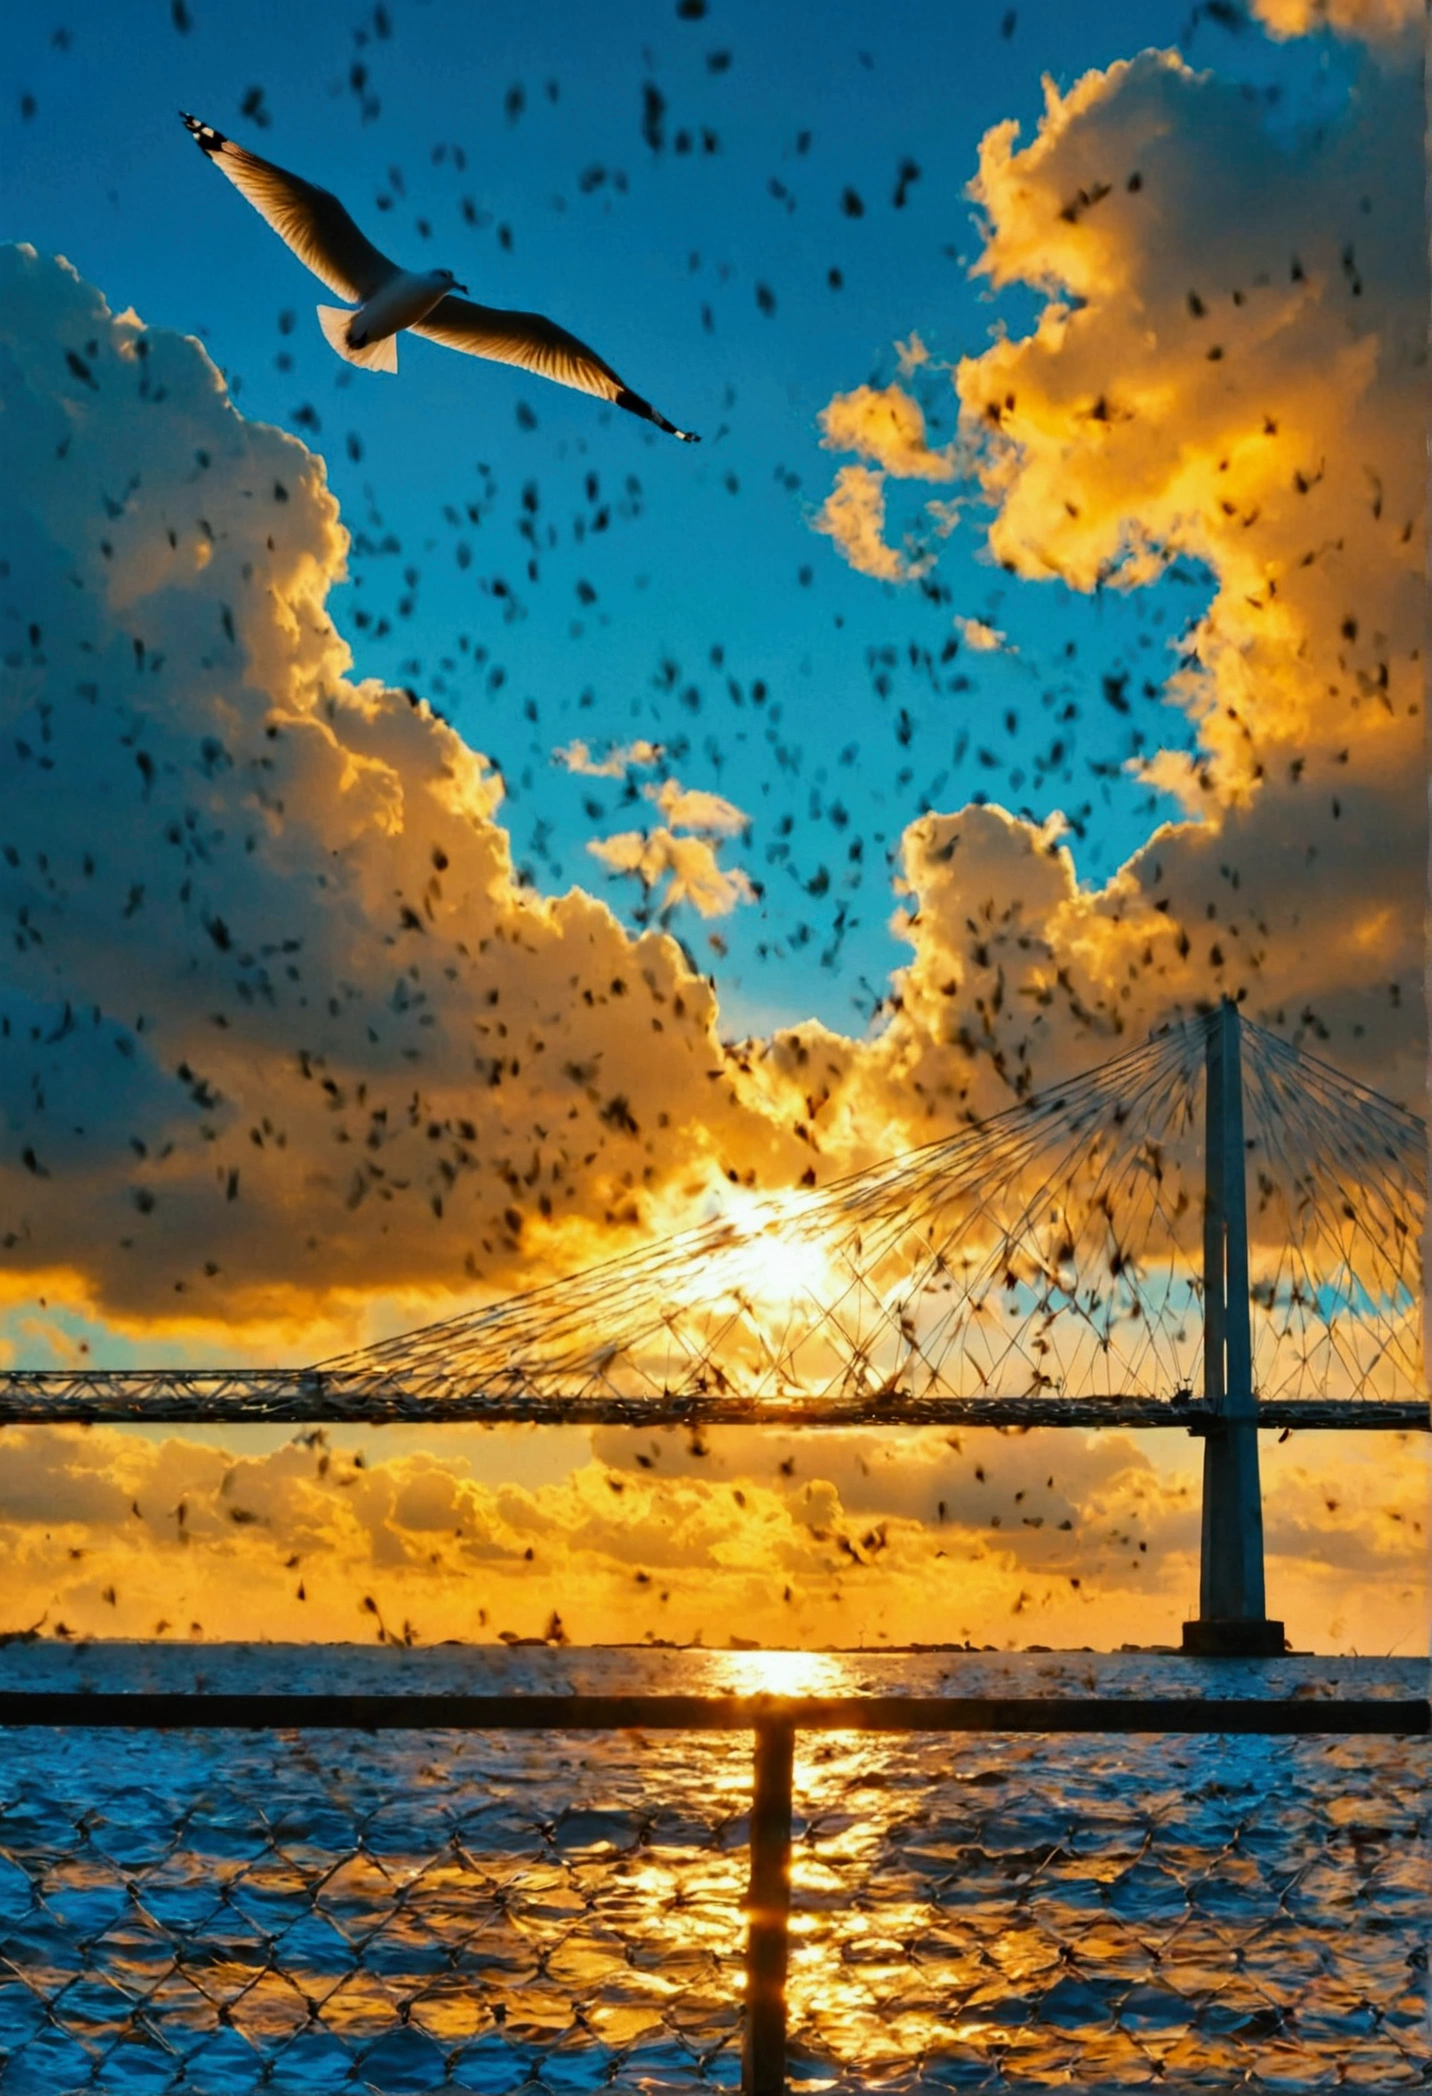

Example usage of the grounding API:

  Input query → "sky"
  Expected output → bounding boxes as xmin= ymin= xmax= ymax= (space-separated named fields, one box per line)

xmin=0 ymin=0 xmax=1425 ymax=1655
xmin=5 ymin=0 xmax=1355 ymax=1031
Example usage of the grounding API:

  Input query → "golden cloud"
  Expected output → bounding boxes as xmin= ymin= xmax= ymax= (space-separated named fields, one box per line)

xmin=1250 ymin=0 xmax=1422 ymax=39
xmin=644 ymin=778 xmax=750 ymax=836
xmin=553 ymin=738 xmax=665 ymax=778
xmin=805 ymin=38 xmax=1423 ymax=1113
xmin=812 ymin=464 xmax=913 ymax=582
xmin=819 ymin=383 xmax=958 ymax=480
xmin=0 ymin=246 xmax=807 ymax=1338
xmin=951 ymin=614 xmax=1011 ymax=653
xmin=587 ymin=825 xmax=756 ymax=918
xmin=0 ymin=1422 xmax=1419 ymax=1655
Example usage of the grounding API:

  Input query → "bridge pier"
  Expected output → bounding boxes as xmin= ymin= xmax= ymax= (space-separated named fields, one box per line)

xmin=1182 ymin=1001 xmax=1285 ymax=1659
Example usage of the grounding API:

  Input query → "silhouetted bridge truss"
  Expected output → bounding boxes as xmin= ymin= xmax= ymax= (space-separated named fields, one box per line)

xmin=0 ymin=1008 xmax=1424 ymax=1435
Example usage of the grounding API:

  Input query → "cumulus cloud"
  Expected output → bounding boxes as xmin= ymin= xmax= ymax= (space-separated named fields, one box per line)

xmin=587 ymin=827 xmax=756 ymax=918
xmin=0 ymin=246 xmax=804 ymax=1340
xmin=0 ymin=1421 xmax=1418 ymax=1654
xmin=1250 ymin=0 xmax=1422 ymax=40
xmin=952 ymin=615 xmax=1011 ymax=653
xmin=585 ymin=775 xmax=754 ymax=919
xmin=819 ymin=383 xmax=957 ymax=480
xmin=804 ymin=35 xmax=1424 ymax=1107
xmin=553 ymin=738 xmax=664 ymax=778
xmin=644 ymin=778 xmax=749 ymax=836
xmin=812 ymin=464 xmax=915 ymax=582
xmin=813 ymin=381 xmax=968 ymax=578
xmin=813 ymin=385 xmax=960 ymax=581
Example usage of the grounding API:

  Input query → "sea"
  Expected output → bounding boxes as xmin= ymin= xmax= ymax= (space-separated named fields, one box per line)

xmin=0 ymin=1645 xmax=1424 ymax=2094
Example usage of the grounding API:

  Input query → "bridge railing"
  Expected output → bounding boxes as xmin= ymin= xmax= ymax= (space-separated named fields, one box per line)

xmin=0 ymin=1691 xmax=1424 ymax=2092
xmin=0 ymin=1369 xmax=1425 ymax=1428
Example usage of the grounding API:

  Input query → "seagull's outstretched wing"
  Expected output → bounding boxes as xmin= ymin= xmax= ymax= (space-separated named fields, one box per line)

xmin=180 ymin=113 xmax=396 ymax=305
xmin=413 ymin=295 xmax=699 ymax=441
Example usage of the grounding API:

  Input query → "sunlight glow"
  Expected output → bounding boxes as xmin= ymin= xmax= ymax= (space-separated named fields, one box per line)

xmin=716 ymin=1648 xmax=850 ymax=1699
xmin=697 ymin=1188 xmax=842 ymax=1317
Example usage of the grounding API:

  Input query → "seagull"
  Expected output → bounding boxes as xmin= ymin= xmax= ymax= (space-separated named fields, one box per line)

xmin=179 ymin=113 xmax=698 ymax=440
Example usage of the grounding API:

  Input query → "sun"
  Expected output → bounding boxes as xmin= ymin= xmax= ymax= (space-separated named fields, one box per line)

xmin=699 ymin=1187 xmax=844 ymax=1316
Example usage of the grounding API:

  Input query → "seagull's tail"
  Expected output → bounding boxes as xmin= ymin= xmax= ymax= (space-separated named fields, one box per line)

xmin=317 ymin=306 xmax=399 ymax=374
xmin=614 ymin=387 xmax=699 ymax=442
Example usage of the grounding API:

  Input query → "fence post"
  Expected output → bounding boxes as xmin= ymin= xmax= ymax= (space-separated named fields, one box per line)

xmin=743 ymin=1716 xmax=794 ymax=2095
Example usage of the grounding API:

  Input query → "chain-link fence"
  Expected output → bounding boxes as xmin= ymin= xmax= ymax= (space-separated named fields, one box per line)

xmin=785 ymin=1726 xmax=1428 ymax=2090
xmin=0 ymin=1705 xmax=1425 ymax=2093
xmin=0 ymin=1723 xmax=750 ymax=2093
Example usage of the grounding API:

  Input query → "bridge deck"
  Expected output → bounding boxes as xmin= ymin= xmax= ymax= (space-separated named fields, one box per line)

xmin=0 ymin=1372 xmax=1424 ymax=1430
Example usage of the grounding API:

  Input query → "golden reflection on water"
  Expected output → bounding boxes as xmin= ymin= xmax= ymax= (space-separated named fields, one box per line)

xmin=707 ymin=1647 xmax=853 ymax=1700
xmin=785 ymin=1719 xmax=917 ymax=2065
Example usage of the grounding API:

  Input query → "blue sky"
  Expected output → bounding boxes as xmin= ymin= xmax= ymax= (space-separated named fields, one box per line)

xmin=4 ymin=0 xmax=1348 ymax=1039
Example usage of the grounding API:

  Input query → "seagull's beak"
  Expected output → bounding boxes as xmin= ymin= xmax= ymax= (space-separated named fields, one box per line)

xmin=453 ymin=281 xmax=469 ymax=294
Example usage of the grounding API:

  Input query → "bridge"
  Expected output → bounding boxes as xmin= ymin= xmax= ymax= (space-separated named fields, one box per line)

xmin=1 ymin=1001 xmax=1424 ymax=1654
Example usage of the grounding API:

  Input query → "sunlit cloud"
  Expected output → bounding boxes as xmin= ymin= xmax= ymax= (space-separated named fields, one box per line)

xmin=3 ymin=0 xmax=1423 ymax=1365
xmin=0 ymin=1421 xmax=1418 ymax=1655
xmin=1250 ymin=0 xmax=1421 ymax=39
xmin=804 ymin=33 xmax=1423 ymax=1112
xmin=644 ymin=778 xmax=750 ymax=836
xmin=952 ymin=614 xmax=1011 ymax=653
xmin=894 ymin=332 xmax=932 ymax=376
xmin=813 ymin=464 xmax=914 ymax=582
xmin=554 ymin=738 xmax=665 ymax=778
xmin=0 ymin=244 xmax=804 ymax=1336
xmin=588 ymin=826 xmax=756 ymax=918
xmin=819 ymin=382 xmax=957 ymax=480
xmin=585 ymin=776 xmax=754 ymax=919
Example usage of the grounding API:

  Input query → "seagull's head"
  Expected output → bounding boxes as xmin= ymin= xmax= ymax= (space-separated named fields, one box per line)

xmin=433 ymin=266 xmax=468 ymax=294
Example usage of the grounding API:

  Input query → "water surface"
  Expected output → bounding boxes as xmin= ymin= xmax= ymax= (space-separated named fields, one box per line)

xmin=0 ymin=1647 xmax=1423 ymax=2092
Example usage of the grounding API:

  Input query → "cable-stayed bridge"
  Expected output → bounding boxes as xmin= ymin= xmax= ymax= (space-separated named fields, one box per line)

xmin=2 ymin=1005 xmax=1422 ymax=1432
xmin=1 ymin=1002 xmax=1424 ymax=1651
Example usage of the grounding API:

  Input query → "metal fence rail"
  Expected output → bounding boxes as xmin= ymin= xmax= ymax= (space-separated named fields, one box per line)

xmin=1 ymin=1694 xmax=1424 ymax=2094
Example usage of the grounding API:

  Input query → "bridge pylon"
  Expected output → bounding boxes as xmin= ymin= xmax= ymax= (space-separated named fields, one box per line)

xmin=1182 ymin=999 xmax=1286 ymax=1658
